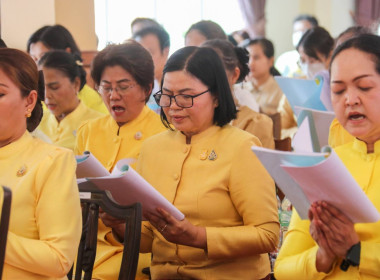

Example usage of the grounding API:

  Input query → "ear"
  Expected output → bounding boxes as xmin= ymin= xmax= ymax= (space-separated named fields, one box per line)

xmin=213 ymin=96 xmax=219 ymax=108
xmin=269 ymin=56 xmax=274 ymax=68
xmin=230 ymin=66 xmax=241 ymax=85
xmin=73 ymin=77 xmax=81 ymax=94
xmin=163 ymin=47 xmax=170 ymax=59
xmin=25 ymin=90 xmax=38 ymax=112
xmin=65 ymin=47 xmax=72 ymax=54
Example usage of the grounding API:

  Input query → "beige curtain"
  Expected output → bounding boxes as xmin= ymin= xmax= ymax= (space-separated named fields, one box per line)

xmin=237 ymin=0 xmax=266 ymax=38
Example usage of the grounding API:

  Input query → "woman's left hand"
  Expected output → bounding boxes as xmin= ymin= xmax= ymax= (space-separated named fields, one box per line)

xmin=313 ymin=201 xmax=359 ymax=258
xmin=145 ymin=208 xmax=207 ymax=250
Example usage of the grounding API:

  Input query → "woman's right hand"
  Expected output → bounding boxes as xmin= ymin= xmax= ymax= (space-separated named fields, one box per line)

xmin=99 ymin=208 xmax=126 ymax=242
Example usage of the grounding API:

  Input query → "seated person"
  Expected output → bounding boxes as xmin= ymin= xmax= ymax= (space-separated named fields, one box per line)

xmin=0 ymin=48 xmax=81 ymax=279
xmin=27 ymin=24 xmax=108 ymax=114
xmin=38 ymin=51 xmax=103 ymax=150
xmin=185 ymin=20 xmax=227 ymax=47
xmin=202 ymin=39 xmax=275 ymax=149
xmin=274 ymin=34 xmax=380 ymax=279
xmin=75 ymin=40 xmax=166 ymax=280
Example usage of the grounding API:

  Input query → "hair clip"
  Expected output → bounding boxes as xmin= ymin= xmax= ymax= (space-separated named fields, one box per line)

xmin=75 ymin=60 xmax=83 ymax=66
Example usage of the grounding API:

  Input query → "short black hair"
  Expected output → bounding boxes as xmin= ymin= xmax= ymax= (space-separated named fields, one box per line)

xmin=39 ymin=50 xmax=87 ymax=91
xmin=133 ymin=26 xmax=170 ymax=53
xmin=293 ymin=14 xmax=319 ymax=27
xmin=27 ymin=25 xmax=50 ymax=53
xmin=91 ymin=40 xmax=154 ymax=103
xmin=0 ymin=38 xmax=7 ymax=48
xmin=160 ymin=46 xmax=237 ymax=128
xmin=297 ymin=26 xmax=334 ymax=60
xmin=331 ymin=34 xmax=380 ymax=75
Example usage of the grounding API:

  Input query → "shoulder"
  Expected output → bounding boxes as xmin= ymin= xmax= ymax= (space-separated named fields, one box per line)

xmin=216 ymin=125 xmax=262 ymax=148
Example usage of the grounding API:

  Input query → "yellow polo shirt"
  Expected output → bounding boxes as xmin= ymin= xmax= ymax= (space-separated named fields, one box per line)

xmin=0 ymin=132 xmax=81 ymax=279
xmin=39 ymin=101 xmax=103 ymax=151
xmin=75 ymin=106 xmax=166 ymax=280
xmin=328 ymin=118 xmax=355 ymax=148
xmin=274 ymin=138 xmax=380 ymax=279
xmin=137 ymin=125 xmax=280 ymax=279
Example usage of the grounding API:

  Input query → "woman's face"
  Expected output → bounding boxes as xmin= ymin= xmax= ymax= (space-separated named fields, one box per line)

xmin=29 ymin=41 xmax=50 ymax=65
xmin=247 ymin=44 xmax=273 ymax=80
xmin=162 ymin=70 xmax=217 ymax=138
xmin=331 ymin=48 xmax=380 ymax=145
xmin=99 ymin=65 xmax=147 ymax=126
xmin=0 ymin=69 xmax=35 ymax=147
xmin=298 ymin=46 xmax=328 ymax=79
xmin=43 ymin=67 xmax=80 ymax=121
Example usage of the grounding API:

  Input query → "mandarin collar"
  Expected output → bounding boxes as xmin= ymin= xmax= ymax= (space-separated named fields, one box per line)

xmin=352 ymin=137 xmax=380 ymax=156
xmin=0 ymin=131 xmax=31 ymax=160
xmin=175 ymin=125 xmax=221 ymax=145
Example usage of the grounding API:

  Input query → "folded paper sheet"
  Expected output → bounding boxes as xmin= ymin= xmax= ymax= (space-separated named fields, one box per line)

xmin=292 ymin=106 xmax=336 ymax=152
xmin=275 ymin=76 xmax=329 ymax=114
xmin=76 ymin=153 xmax=185 ymax=221
xmin=251 ymin=146 xmax=380 ymax=223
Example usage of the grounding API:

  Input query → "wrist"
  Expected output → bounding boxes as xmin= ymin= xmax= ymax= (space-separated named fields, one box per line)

xmin=316 ymin=248 xmax=336 ymax=273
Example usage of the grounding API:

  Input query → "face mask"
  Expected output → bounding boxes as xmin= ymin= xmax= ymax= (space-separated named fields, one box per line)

xmin=292 ymin=31 xmax=304 ymax=48
xmin=299 ymin=62 xmax=326 ymax=79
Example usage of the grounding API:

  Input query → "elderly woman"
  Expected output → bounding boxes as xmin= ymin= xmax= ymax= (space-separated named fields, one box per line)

xmin=134 ymin=46 xmax=279 ymax=279
xmin=75 ymin=40 xmax=165 ymax=280
xmin=38 ymin=51 xmax=103 ymax=150
xmin=0 ymin=48 xmax=81 ymax=278
xmin=274 ymin=34 xmax=380 ymax=279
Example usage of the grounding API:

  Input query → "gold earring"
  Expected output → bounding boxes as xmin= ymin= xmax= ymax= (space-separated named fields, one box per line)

xmin=25 ymin=109 xmax=31 ymax=118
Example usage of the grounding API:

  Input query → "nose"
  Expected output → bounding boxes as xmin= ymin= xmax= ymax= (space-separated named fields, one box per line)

xmin=44 ymin=87 xmax=52 ymax=100
xmin=345 ymin=89 xmax=360 ymax=107
xmin=168 ymin=96 xmax=181 ymax=110
xmin=109 ymin=88 xmax=121 ymax=100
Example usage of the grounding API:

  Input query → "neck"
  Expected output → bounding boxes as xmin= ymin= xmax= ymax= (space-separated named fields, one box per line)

xmin=0 ymin=127 xmax=26 ymax=148
xmin=366 ymin=142 xmax=374 ymax=153
xmin=252 ymin=73 xmax=271 ymax=87
xmin=55 ymin=99 xmax=80 ymax=123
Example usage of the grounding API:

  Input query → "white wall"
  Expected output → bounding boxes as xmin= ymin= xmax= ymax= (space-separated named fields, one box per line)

xmin=1 ymin=0 xmax=55 ymax=50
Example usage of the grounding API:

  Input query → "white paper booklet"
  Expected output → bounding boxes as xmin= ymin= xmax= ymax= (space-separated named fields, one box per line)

xmin=251 ymin=146 xmax=380 ymax=223
xmin=76 ymin=152 xmax=185 ymax=221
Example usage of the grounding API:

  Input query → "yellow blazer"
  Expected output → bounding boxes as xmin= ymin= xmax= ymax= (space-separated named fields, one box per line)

xmin=137 ymin=125 xmax=280 ymax=280
xmin=232 ymin=105 xmax=275 ymax=149
xmin=0 ymin=132 xmax=81 ymax=279
xmin=75 ymin=106 xmax=166 ymax=280
xmin=38 ymin=101 xmax=103 ymax=151
xmin=274 ymin=138 xmax=380 ymax=279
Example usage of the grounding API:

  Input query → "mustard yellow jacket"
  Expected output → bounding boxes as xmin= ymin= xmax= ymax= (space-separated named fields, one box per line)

xmin=137 ymin=125 xmax=280 ymax=280
xmin=1 ymin=132 xmax=81 ymax=279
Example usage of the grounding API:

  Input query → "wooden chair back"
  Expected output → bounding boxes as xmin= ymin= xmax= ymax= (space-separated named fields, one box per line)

xmin=0 ymin=186 xmax=12 ymax=280
xmin=68 ymin=181 xmax=141 ymax=280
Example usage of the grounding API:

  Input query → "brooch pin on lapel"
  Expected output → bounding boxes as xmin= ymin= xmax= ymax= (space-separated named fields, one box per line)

xmin=208 ymin=150 xmax=217 ymax=161
xmin=17 ymin=165 xmax=28 ymax=177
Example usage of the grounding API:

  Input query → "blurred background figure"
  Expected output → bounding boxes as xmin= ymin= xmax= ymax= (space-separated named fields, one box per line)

xmin=185 ymin=20 xmax=227 ymax=47
xmin=37 ymin=51 xmax=103 ymax=150
xmin=133 ymin=26 xmax=170 ymax=114
xmin=275 ymin=14 xmax=318 ymax=78
xmin=0 ymin=38 xmax=7 ymax=48
xmin=27 ymin=24 xmax=108 ymax=114
xmin=131 ymin=17 xmax=161 ymax=35
xmin=202 ymin=39 xmax=275 ymax=149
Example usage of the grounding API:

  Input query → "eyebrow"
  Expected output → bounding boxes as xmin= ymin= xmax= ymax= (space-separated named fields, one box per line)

xmin=0 ymin=83 xmax=9 ymax=88
xmin=162 ymin=87 xmax=193 ymax=94
xmin=100 ymin=79 xmax=131 ymax=84
xmin=331 ymin=74 xmax=373 ymax=84
xmin=46 ymin=81 xmax=59 ymax=87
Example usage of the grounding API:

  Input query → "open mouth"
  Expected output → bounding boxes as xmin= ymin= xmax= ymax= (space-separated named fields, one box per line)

xmin=348 ymin=113 xmax=365 ymax=121
xmin=112 ymin=105 xmax=125 ymax=113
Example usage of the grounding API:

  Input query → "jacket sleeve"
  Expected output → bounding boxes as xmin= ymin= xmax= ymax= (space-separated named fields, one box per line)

xmin=5 ymin=149 xmax=82 ymax=278
xmin=205 ymin=137 xmax=280 ymax=259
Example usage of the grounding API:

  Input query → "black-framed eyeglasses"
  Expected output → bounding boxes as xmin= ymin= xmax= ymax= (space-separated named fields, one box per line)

xmin=153 ymin=89 xmax=209 ymax=108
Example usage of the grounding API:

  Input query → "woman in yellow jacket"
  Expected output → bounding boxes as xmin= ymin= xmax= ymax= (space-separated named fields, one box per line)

xmin=75 ymin=40 xmax=166 ymax=280
xmin=274 ymin=34 xmax=380 ymax=279
xmin=38 ymin=51 xmax=103 ymax=150
xmin=0 ymin=48 xmax=81 ymax=279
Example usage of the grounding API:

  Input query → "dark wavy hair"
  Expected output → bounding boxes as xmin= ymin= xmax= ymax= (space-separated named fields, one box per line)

xmin=297 ymin=26 xmax=334 ymax=61
xmin=0 ymin=48 xmax=43 ymax=131
xmin=160 ymin=46 xmax=237 ymax=129
xmin=91 ymin=40 xmax=154 ymax=103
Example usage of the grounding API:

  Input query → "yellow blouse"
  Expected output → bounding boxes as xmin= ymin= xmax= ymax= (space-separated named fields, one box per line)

xmin=38 ymin=101 xmax=103 ymax=151
xmin=0 ymin=132 xmax=81 ymax=279
xmin=274 ymin=138 xmax=380 ymax=280
xmin=78 ymin=84 xmax=108 ymax=114
xmin=137 ymin=125 xmax=280 ymax=280
xmin=328 ymin=118 xmax=355 ymax=148
xmin=75 ymin=106 xmax=166 ymax=280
